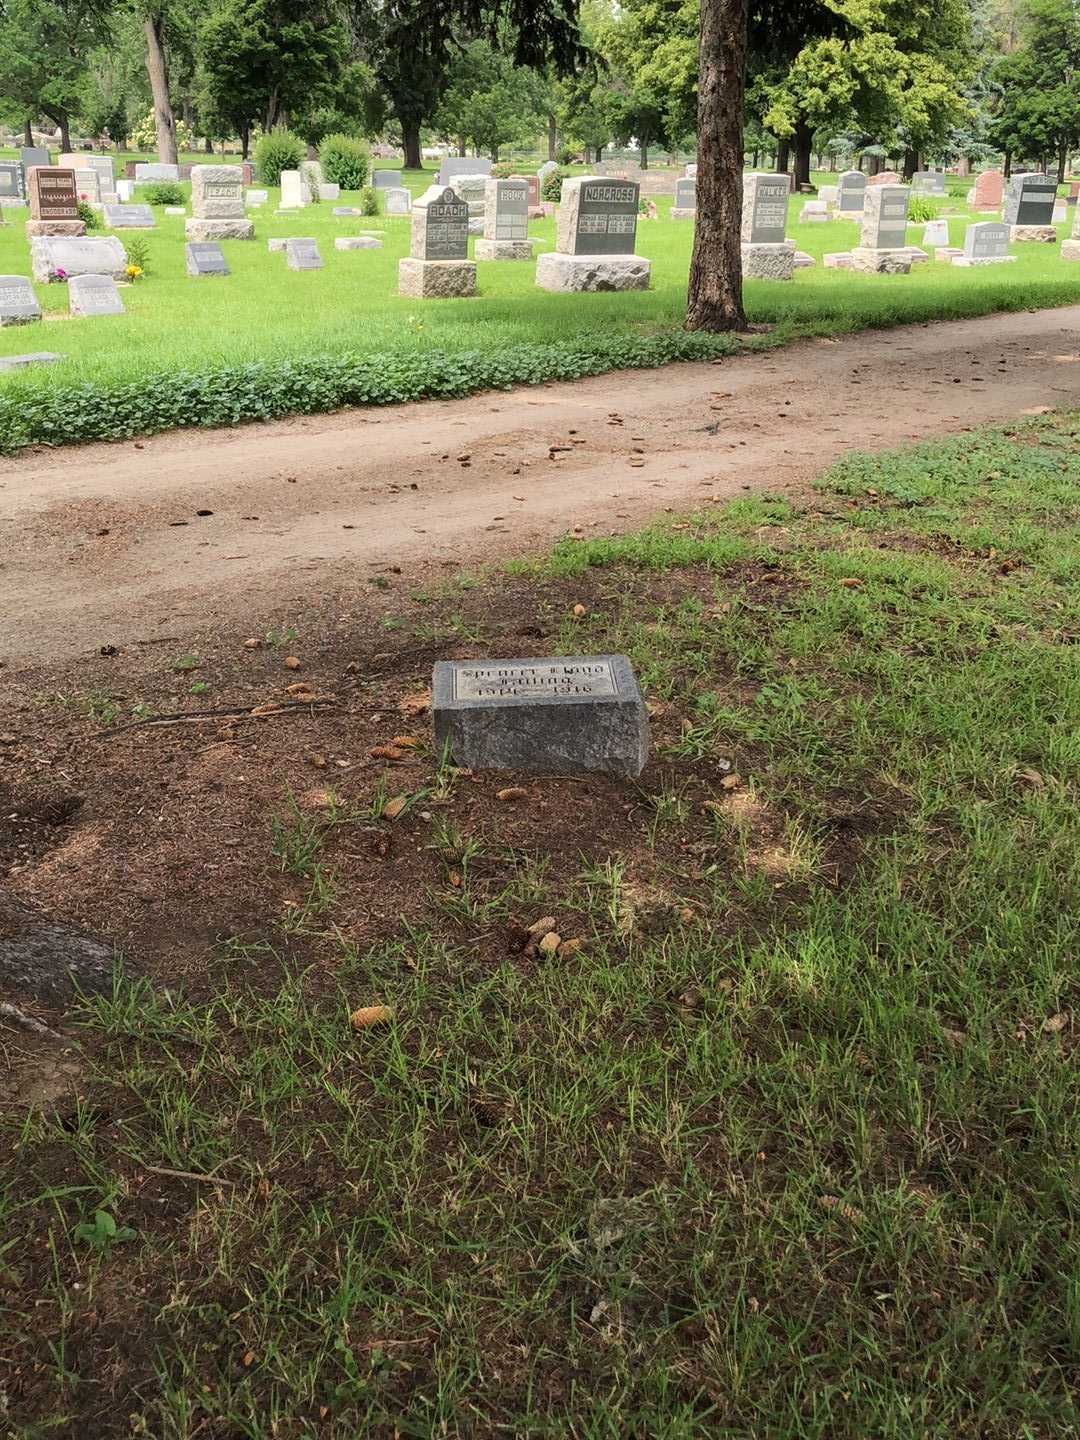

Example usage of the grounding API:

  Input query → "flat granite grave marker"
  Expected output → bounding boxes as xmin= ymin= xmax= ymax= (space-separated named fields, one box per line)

xmin=536 ymin=176 xmax=650 ymax=293
xmin=1004 ymin=173 xmax=1057 ymax=240
xmin=68 ymin=272 xmax=125 ymax=316
xmin=134 ymin=162 xmax=179 ymax=182
xmin=671 ymin=175 xmax=696 ymax=220
xmin=851 ymin=185 xmax=912 ymax=273
xmin=433 ymin=655 xmax=649 ymax=778
xmin=741 ymin=172 xmax=794 ymax=280
xmin=476 ymin=177 xmax=532 ymax=260
xmin=335 ymin=235 xmax=382 ymax=250
xmin=953 ymin=221 xmax=1015 ymax=267
xmin=0 ymin=162 xmax=25 ymax=206
xmin=187 ymin=166 xmax=254 ymax=241
xmin=836 ymin=170 xmax=866 ymax=214
xmin=0 ymin=350 xmax=62 ymax=370
xmin=398 ymin=185 xmax=476 ymax=297
xmin=0 ymin=275 xmax=41 ymax=326
xmin=186 ymin=240 xmax=229 ymax=275
xmin=26 ymin=167 xmax=84 ymax=237
xmin=373 ymin=170 xmax=402 ymax=190
xmin=103 ymin=202 xmax=155 ymax=228
xmin=30 ymin=234 xmax=127 ymax=283
xmin=285 ymin=237 xmax=323 ymax=270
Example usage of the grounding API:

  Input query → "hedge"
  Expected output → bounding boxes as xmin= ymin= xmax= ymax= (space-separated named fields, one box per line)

xmin=0 ymin=331 xmax=747 ymax=453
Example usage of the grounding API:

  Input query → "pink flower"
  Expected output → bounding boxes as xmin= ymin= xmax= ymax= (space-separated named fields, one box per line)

xmin=55 ymin=267 xmax=67 ymax=279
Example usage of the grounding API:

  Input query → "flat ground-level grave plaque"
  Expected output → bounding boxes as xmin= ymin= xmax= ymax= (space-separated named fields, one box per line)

xmin=186 ymin=241 xmax=229 ymax=275
xmin=433 ymin=655 xmax=649 ymax=777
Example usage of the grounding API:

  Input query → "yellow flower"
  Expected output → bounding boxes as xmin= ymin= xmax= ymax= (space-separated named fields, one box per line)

xmin=126 ymin=264 xmax=143 ymax=279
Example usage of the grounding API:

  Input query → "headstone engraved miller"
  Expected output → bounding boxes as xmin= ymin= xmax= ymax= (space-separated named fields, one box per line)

xmin=836 ymin=169 xmax=866 ymax=214
xmin=952 ymin=221 xmax=1015 ymax=267
xmin=68 ymin=273 xmax=125 ymax=317
xmin=26 ymin=167 xmax=85 ymax=237
xmin=433 ymin=655 xmax=649 ymax=777
xmin=850 ymin=185 xmax=912 ymax=273
xmin=397 ymin=185 xmax=476 ymax=298
xmin=741 ymin=172 xmax=795 ymax=280
xmin=475 ymin=177 xmax=533 ymax=260
xmin=187 ymin=165 xmax=254 ymax=241
xmin=186 ymin=240 xmax=229 ymax=276
xmin=1004 ymin=173 xmax=1058 ymax=241
xmin=536 ymin=176 xmax=650 ymax=292
xmin=0 ymin=275 xmax=42 ymax=326
xmin=670 ymin=175 xmax=696 ymax=220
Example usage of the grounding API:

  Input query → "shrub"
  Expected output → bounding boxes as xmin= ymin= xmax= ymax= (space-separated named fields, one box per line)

xmin=541 ymin=166 xmax=570 ymax=202
xmin=255 ymin=128 xmax=305 ymax=186
xmin=319 ymin=133 xmax=370 ymax=191
xmin=129 ymin=108 xmax=193 ymax=152
xmin=359 ymin=185 xmax=378 ymax=216
xmin=556 ymin=144 xmax=578 ymax=166
xmin=76 ymin=200 xmax=98 ymax=230
xmin=906 ymin=194 xmax=939 ymax=223
xmin=142 ymin=180 xmax=184 ymax=206
xmin=124 ymin=235 xmax=151 ymax=276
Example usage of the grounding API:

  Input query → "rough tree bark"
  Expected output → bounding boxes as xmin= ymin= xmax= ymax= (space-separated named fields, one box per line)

xmin=402 ymin=122 xmax=422 ymax=170
xmin=23 ymin=117 xmax=33 ymax=146
xmin=686 ymin=0 xmax=748 ymax=332
xmin=144 ymin=14 xmax=177 ymax=164
xmin=792 ymin=121 xmax=812 ymax=187
xmin=775 ymin=137 xmax=790 ymax=174
xmin=640 ymin=140 xmax=649 ymax=169
xmin=547 ymin=112 xmax=557 ymax=160
xmin=42 ymin=107 xmax=71 ymax=153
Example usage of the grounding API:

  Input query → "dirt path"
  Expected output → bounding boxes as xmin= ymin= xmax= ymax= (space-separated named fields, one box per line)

xmin=3 ymin=306 xmax=1079 ymax=668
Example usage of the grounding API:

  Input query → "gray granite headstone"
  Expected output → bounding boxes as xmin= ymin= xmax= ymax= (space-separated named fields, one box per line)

xmin=384 ymin=186 xmax=411 ymax=215
xmin=0 ymin=162 xmax=25 ymax=203
xmin=185 ymin=240 xmax=229 ymax=275
xmin=69 ymin=273 xmax=125 ymax=316
xmin=673 ymin=176 xmax=696 ymax=210
xmin=0 ymin=275 xmax=42 ymax=326
xmin=134 ymin=162 xmax=180 ymax=182
xmin=836 ymin=169 xmax=866 ymax=213
xmin=1003 ymin=173 xmax=1057 ymax=226
xmin=103 ymin=203 xmax=155 ymax=228
xmin=438 ymin=156 xmax=492 ymax=187
xmin=285 ymin=237 xmax=323 ymax=270
xmin=410 ymin=186 xmax=469 ymax=259
xmin=963 ymin=221 xmax=1009 ymax=260
xmin=742 ymin=173 xmax=789 ymax=243
xmin=433 ymin=655 xmax=649 ymax=777
xmin=0 ymin=351 xmax=62 ymax=370
xmin=557 ymin=177 xmax=639 ymax=255
xmin=486 ymin=177 xmax=529 ymax=240
xmin=912 ymin=171 xmax=946 ymax=195
xmin=20 ymin=147 xmax=50 ymax=181
xmin=373 ymin=170 xmax=402 ymax=189
xmin=860 ymin=185 xmax=909 ymax=249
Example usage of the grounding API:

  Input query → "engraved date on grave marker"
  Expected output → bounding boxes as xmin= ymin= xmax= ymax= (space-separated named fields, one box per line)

xmin=453 ymin=659 xmax=619 ymax=701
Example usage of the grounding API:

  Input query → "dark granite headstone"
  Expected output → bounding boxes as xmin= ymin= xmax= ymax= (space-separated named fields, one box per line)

xmin=185 ymin=241 xmax=229 ymax=275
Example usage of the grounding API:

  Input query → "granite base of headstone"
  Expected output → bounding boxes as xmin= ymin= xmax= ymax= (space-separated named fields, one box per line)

xmin=25 ymin=219 xmax=86 ymax=238
xmin=69 ymin=273 xmax=125 ymax=316
xmin=741 ymin=242 xmax=795 ymax=280
xmin=900 ymin=246 xmax=930 ymax=264
xmin=432 ymin=656 xmax=649 ymax=778
xmin=850 ymin=247 xmax=912 ymax=274
xmin=536 ymin=176 xmax=650 ymax=293
xmin=535 ymin=252 xmax=650 ymax=291
xmin=475 ymin=176 xmax=534 ymax=260
xmin=0 ymin=275 xmax=42 ymax=326
xmin=823 ymin=251 xmax=854 ymax=269
xmin=335 ymin=236 xmax=382 ymax=251
xmin=398 ymin=257 xmax=476 ymax=297
xmin=285 ymin=237 xmax=323 ymax=270
xmin=475 ymin=238 xmax=534 ymax=260
xmin=1009 ymin=224 xmax=1057 ymax=243
xmin=30 ymin=235 xmax=127 ymax=283
xmin=793 ymin=250 xmax=816 ymax=268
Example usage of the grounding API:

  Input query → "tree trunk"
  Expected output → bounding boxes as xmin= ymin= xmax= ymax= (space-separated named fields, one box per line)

xmin=1057 ymin=141 xmax=1067 ymax=184
xmin=44 ymin=108 xmax=72 ymax=153
xmin=640 ymin=140 xmax=648 ymax=169
xmin=240 ymin=125 xmax=250 ymax=160
xmin=204 ymin=135 xmax=213 ymax=153
xmin=902 ymin=148 xmax=917 ymax=181
xmin=547 ymin=112 xmax=557 ymax=161
xmin=144 ymin=15 xmax=177 ymax=164
xmin=402 ymin=121 xmax=421 ymax=170
xmin=751 ymin=148 xmax=759 ymax=167
xmin=775 ymin=137 xmax=790 ymax=174
xmin=687 ymin=0 xmax=747 ymax=332
xmin=1003 ymin=151 xmax=1011 ymax=179
xmin=793 ymin=121 xmax=812 ymax=188
xmin=23 ymin=116 xmax=33 ymax=146
xmin=458 ymin=136 xmax=467 ymax=157
xmin=491 ymin=146 xmax=499 ymax=162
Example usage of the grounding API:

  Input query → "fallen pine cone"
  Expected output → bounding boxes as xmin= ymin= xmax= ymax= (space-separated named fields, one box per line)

xmin=497 ymin=786 xmax=529 ymax=802
xmin=538 ymin=931 xmax=561 ymax=957
xmin=350 ymin=1004 xmax=394 ymax=1031
xmin=557 ymin=938 xmax=582 ymax=959
xmin=371 ymin=745 xmax=407 ymax=761
xmin=283 ymin=655 xmax=302 ymax=669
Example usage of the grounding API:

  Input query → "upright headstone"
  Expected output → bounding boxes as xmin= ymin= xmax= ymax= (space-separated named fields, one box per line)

xmin=912 ymin=171 xmax=946 ymax=195
xmin=86 ymin=155 xmax=117 ymax=201
xmin=134 ymin=163 xmax=180 ymax=183
xmin=741 ymin=172 xmax=794 ymax=280
xmin=186 ymin=166 xmax=254 ymax=241
xmin=867 ymin=170 xmax=900 ymax=187
xmin=116 ymin=179 xmax=135 ymax=202
xmin=373 ymin=170 xmax=402 ymax=190
xmin=512 ymin=173 xmax=543 ymax=218
xmin=19 ymin=147 xmax=50 ymax=183
xmin=799 ymin=200 xmax=829 ymax=223
xmin=953 ymin=221 xmax=1015 ymax=267
xmin=384 ymin=186 xmax=412 ymax=216
xmin=279 ymin=169 xmax=306 ymax=210
xmin=922 ymin=219 xmax=949 ymax=248
xmin=671 ymin=176 xmax=696 ymax=219
xmin=836 ymin=170 xmax=866 ymax=214
xmin=26 ymin=167 xmax=85 ymax=238
xmin=284 ymin=237 xmax=323 ymax=270
xmin=851 ymin=185 xmax=912 ymax=273
xmin=0 ymin=162 xmax=25 ymax=206
xmin=103 ymin=203 xmax=155 ymax=229
xmin=1004 ymin=173 xmax=1057 ymax=240
xmin=685 ymin=163 xmax=698 ymax=178
xmin=0 ymin=275 xmax=42 ymax=327
xmin=245 ymin=189 xmax=268 ymax=207
xmin=1063 ymin=204 xmax=1080 ymax=260
xmin=475 ymin=177 xmax=533 ymax=260
xmin=68 ymin=273 xmax=125 ymax=317
xmin=973 ymin=169 xmax=1004 ymax=212
xmin=538 ymin=160 xmax=558 ymax=185
xmin=185 ymin=240 xmax=229 ymax=276
xmin=536 ymin=176 xmax=650 ymax=292
xmin=30 ymin=234 xmax=127 ymax=283
xmin=432 ymin=655 xmax=649 ymax=778
xmin=398 ymin=185 xmax=476 ymax=297
xmin=438 ymin=156 xmax=492 ymax=188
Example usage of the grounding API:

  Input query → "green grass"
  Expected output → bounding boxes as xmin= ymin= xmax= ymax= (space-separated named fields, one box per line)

xmin=1 ymin=180 xmax=1078 ymax=404
xmin=3 ymin=414 xmax=1079 ymax=1436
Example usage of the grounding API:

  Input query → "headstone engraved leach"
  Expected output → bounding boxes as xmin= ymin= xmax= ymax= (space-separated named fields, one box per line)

xmin=671 ymin=175 xmax=696 ymax=220
xmin=1004 ymin=173 xmax=1057 ymax=240
xmin=384 ymin=186 xmax=411 ymax=215
xmin=397 ymin=185 xmax=476 ymax=298
xmin=475 ymin=177 xmax=532 ymax=260
xmin=285 ymin=237 xmax=323 ymax=270
xmin=187 ymin=165 xmax=254 ymax=241
xmin=851 ymin=185 xmax=912 ymax=273
xmin=741 ymin=172 xmax=794 ymax=280
xmin=26 ymin=167 xmax=85 ymax=237
xmin=0 ymin=275 xmax=42 ymax=326
xmin=103 ymin=203 xmax=155 ymax=228
xmin=186 ymin=240 xmax=229 ymax=276
xmin=0 ymin=161 xmax=25 ymax=206
xmin=836 ymin=169 xmax=866 ymax=214
xmin=68 ymin=273 xmax=125 ymax=317
xmin=433 ymin=656 xmax=649 ymax=778
xmin=536 ymin=176 xmax=650 ymax=293
xmin=373 ymin=170 xmax=402 ymax=190
xmin=30 ymin=234 xmax=127 ymax=284
xmin=953 ymin=221 xmax=1015 ymax=267
xmin=974 ymin=169 xmax=1004 ymax=211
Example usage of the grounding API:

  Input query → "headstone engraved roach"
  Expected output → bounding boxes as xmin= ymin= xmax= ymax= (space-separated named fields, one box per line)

xmin=397 ymin=185 xmax=476 ymax=297
xmin=433 ymin=655 xmax=649 ymax=778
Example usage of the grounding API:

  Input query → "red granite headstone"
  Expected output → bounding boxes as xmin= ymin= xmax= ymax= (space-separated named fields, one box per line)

xmin=28 ymin=167 xmax=78 ymax=220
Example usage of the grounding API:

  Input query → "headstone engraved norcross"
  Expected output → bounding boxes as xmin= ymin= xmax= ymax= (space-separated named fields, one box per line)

xmin=1004 ymin=173 xmax=1058 ymax=241
xmin=536 ymin=176 xmax=650 ymax=292
xmin=433 ymin=655 xmax=649 ymax=777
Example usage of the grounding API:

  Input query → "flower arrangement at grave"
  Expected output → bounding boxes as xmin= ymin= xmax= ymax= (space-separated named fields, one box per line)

xmin=126 ymin=264 xmax=143 ymax=281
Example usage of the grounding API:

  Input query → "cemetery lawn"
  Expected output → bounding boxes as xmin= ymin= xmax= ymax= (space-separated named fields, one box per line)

xmin=3 ymin=412 xmax=1079 ymax=1437
xmin=1 ymin=185 xmax=1079 ymax=448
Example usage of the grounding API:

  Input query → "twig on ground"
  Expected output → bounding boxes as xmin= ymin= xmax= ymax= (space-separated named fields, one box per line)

xmin=0 ymin=1002 xmax=63 ymax=1041
xmin=143 ymin=1164 xmax=237 ymax=1187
